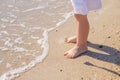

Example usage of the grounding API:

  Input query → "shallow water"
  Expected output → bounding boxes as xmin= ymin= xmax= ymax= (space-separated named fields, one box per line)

xmin=0 ymin=0 xmax=72 ymax=79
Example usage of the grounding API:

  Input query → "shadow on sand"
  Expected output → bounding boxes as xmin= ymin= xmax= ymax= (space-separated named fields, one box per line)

xmin=83 ymin=42 xmax=120 ymax=76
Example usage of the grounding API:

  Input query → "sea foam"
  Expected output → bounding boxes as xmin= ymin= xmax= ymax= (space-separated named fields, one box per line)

xmin=0 ymin=12 xmax=72 ymax=80
xmin=0 ymin=0 xmax=72 ymax=80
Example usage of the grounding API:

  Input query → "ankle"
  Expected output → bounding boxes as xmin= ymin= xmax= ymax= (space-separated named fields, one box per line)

xmin=76 ymin=44 xmax=87 ymax=48
xmin=76 ymin=43 xmax=87 ymax=47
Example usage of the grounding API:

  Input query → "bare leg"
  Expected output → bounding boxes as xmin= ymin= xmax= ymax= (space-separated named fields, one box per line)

xmin=64 ymin=14 xmax=89 ymax=58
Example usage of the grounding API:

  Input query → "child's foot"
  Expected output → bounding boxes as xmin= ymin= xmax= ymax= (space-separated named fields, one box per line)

xmin=65 ymin=36 xmax=89 ymax=44
xmin=65 ymin=36 xmax=77 ymax=43
xmin=64 ymin=45 xmax=88 ymax=59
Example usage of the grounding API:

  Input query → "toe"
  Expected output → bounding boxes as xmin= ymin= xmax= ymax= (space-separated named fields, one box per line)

xmin=64 ymin=52 xmax=68 ymax=56
xmin=66 ymin=53 xmax=73 ymax=59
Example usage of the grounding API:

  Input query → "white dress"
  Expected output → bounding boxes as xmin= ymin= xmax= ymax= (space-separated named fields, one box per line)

xmin=71 ymin=0 xmax=102 ymax=15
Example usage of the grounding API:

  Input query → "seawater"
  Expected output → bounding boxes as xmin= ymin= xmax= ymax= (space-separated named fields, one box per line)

xmin=0 ymin=0 xmax=72 ymax=80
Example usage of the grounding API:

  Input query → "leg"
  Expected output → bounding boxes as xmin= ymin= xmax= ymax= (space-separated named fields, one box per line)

xmin=75 ymin=14 xmax=89 ymax=46
xmin=65 ymin=15 xmax=89 ymax=43
xmin=64 ymin=14 xmax=89 ymax=58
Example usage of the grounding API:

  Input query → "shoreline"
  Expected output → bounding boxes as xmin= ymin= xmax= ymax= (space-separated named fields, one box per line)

xmin=0 ymin=12 xmax=72 ymax=80
xmin=2 ymin=0 xmax=120 ymax=80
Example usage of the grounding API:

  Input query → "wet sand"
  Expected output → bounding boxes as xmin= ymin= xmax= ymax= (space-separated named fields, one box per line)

xmin=0 ymin=0 xmax=71 ymax=79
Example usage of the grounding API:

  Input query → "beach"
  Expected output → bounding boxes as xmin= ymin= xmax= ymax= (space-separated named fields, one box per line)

xmin=0 ymin=0 xmax=120 ymax=80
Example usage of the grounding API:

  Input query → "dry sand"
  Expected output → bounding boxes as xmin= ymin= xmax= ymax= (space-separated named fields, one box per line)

xmin=15 ymin=0 xmax=120 ymax=80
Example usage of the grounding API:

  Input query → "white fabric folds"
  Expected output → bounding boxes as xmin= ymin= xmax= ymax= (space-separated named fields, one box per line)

xmin=71 ymin=0 xmax=102 ymax=15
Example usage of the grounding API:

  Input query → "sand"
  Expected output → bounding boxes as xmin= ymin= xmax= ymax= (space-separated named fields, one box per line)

xmin=15 ymin=0 xmax=120 ymax=80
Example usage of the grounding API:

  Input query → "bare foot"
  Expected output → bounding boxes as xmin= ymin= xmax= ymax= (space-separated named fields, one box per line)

xmin=64 ymin=45 xmax=88 ymax=59
xmin=65 ymin=36 xmax=77 ymax=43
xmin=65 ymin=36 xmax=89 ymax=44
